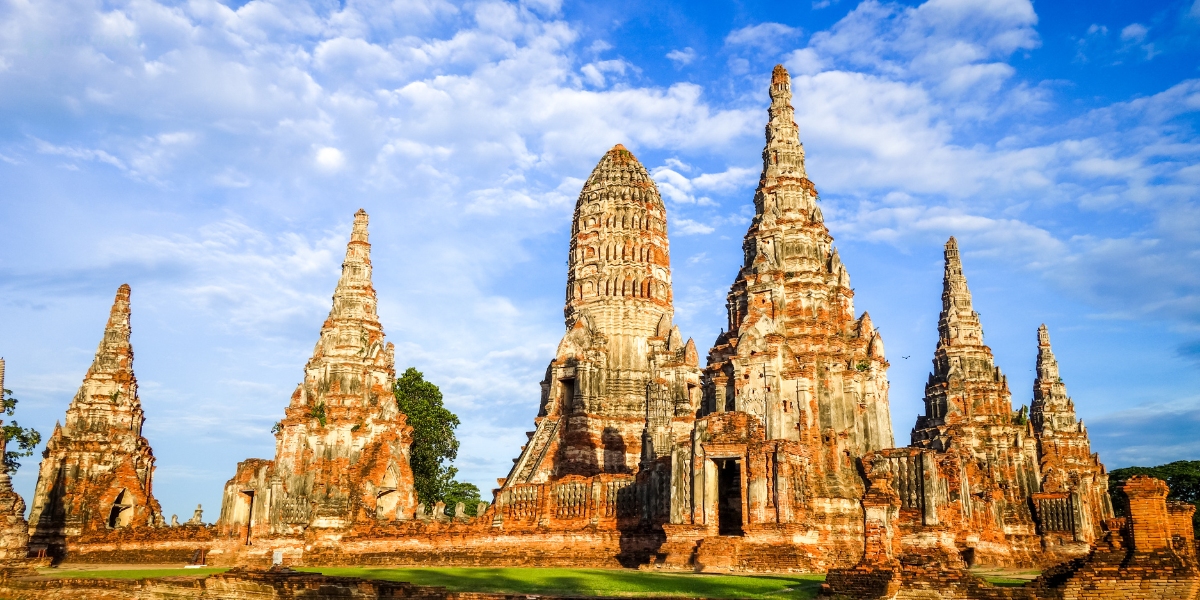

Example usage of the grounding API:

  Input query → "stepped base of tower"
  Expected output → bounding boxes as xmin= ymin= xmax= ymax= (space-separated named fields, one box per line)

xmin=659 ymin=520 xmax=865 ymax=573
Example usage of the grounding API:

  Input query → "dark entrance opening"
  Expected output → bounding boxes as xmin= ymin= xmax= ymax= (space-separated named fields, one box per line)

xmin=560 ymin=378 xmax=575 ymax=413
xmin=240 ymin=490 xmax=255 ymax=545
xmin=107 ymin=489 xmax=132 ymax=529
xmin=717 ymin=459 xmax=743 ymax=536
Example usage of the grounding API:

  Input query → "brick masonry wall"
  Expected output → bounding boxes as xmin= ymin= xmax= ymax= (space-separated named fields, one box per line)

xmin=822 ymin=477 xmax=1200 ymax=600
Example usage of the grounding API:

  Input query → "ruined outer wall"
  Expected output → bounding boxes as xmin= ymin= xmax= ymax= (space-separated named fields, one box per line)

xmin=824 ymin=476 xmax=1200 ymax=600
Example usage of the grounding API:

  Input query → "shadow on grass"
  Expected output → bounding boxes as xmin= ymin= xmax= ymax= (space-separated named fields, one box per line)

xmin=301 ymin=567 xmax=826 ymax=599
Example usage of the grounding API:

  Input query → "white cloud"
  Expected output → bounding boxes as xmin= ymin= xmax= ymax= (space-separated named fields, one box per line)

xmin=315 ymin=146 xmax=346 ymax=171
xmin=652 ymin=165 xmax=756 ymax=205
xmin=666 ymin=47 xmax=696 ymax=67
xmin=1120 ymin=23 xmax=1148 ymax=43
xmin=725 ymin=22 xmax=802 ymax=54
xmin=673 ymin=218 xmax=715 ymax=235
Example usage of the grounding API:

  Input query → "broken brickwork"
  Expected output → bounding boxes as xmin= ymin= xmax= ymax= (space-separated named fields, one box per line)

xmin=823 ymin=476 xmax=1200 ymax=600
xmin=216 ymin=209 xmax=417 ymax=552
xmin=660 ymin=64 xmax=894 ymax=572
xmin=27 ymin=284 xmax=163 ymax=557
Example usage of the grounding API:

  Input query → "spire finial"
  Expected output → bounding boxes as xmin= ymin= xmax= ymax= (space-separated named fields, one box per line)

xmin=937 ymin=237 xmax=983 ymax=346
xmin=351 ymin=209 xmax=369 ymax=243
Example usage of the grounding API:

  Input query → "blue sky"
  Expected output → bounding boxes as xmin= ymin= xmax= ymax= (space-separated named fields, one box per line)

xmin=2 ymin=0 xmax=1199 ymax=520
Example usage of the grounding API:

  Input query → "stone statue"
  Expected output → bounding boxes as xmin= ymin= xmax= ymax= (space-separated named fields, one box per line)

xmin=171 ymin=514 xmax=179 ymax=527
xmin=186 ymin=504 xmax=203 ymax=525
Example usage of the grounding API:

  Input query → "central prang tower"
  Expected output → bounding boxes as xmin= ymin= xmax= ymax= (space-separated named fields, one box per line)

xmin=502 ymin=145 xmax=701 ymax=486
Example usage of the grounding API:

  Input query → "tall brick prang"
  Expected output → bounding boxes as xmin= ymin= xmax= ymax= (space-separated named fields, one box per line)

xmin=218 ymin=209 xmax=416 ymax=547
xmin=1030 ymin=324 xmax=1112 ymax=545
xmin=27 ymin=285 xmax=162 ymax=556
xmin=661 ymin=65 xmax=894 ymax=572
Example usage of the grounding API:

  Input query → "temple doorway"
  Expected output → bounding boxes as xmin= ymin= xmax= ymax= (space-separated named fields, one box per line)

xmin=717 ymin=459 xmax=743 ymax=536
xmin=240 ymin=490 xmax=255 ymax=545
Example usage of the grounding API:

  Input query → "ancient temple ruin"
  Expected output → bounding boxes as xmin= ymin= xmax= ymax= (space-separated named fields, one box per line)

xmin=27 ymin=284 xmax=162 ymax=556
xmin=217 ymin=209 xmax=416 ymax=550
xmin=825 ymin=474 xmax=1197 ymax=599
xmin=4 ymin=65 xmax=1182 ymax=590
xmin=657 ymin=64 xmax=894 ymax=572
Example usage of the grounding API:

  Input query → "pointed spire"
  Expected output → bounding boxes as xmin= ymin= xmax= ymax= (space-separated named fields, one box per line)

xmin=937 ymin=237 xmax=984 ymax=347
xmin=317 ymin=209 xmax=381 ymax=358
xmin=302 ymin=210 xmax=394 ymax=412
xmin=83 ymin=284 xmax=135 ymax=387
xmin=1036 ymin=323 xmax=1059 ymax=382
xmin=1031 ymin=324 xmax=1075 ymax=434
xmin=758 ymin=65 xmax=808 ymax=205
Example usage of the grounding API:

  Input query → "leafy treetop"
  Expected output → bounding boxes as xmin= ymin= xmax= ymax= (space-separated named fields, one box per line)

xmin=393 ymin=368 xmax=483 ymax=516
xmin=1 ymin=389 xmax=41 ymax=474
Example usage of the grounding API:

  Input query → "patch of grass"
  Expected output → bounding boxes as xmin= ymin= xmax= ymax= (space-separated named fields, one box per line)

xmin=982 ymin=577 xmax=1028 ymax=588
xmin=40 ymin=568 xmax=228 ymax=579
xmin=300 ymin=567 xmax=826 ymax=599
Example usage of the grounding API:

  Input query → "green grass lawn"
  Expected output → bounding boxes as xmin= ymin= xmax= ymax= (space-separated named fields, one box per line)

xmin=35 ymin=566 xmax=825 ymax=599
xmin=980 ymin=577 xmax=1028 ymax=588
xmin=301 ymin=567 xmax=826 ymax=599
xmin=40 ymin=568 xmax=228 ymax=579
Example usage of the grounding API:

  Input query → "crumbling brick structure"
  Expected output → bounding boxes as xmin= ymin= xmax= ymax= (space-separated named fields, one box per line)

xmin=658 ymin=65 xmax=895 ymax=572
xmin=1029 ymin=324 xmax=1112 ymax=549
xmin=866 ymin=239 xmax=1115 ymax=569
xmin=215 ymin=209 xmax=417 ymax=558
xmin=27 ymin=284 xmax=164 ymax=557
xmin=823 ymin=475 xmax=1200 ymax=599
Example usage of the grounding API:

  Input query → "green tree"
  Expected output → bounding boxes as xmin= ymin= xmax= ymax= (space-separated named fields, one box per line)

xmin=393 ymin=368 xmax=484 ymax=516
xmin=1 ymin=389 xmax=42 ymax=473
xmin=1109 ymin=460 xmax=1200 ymax=539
